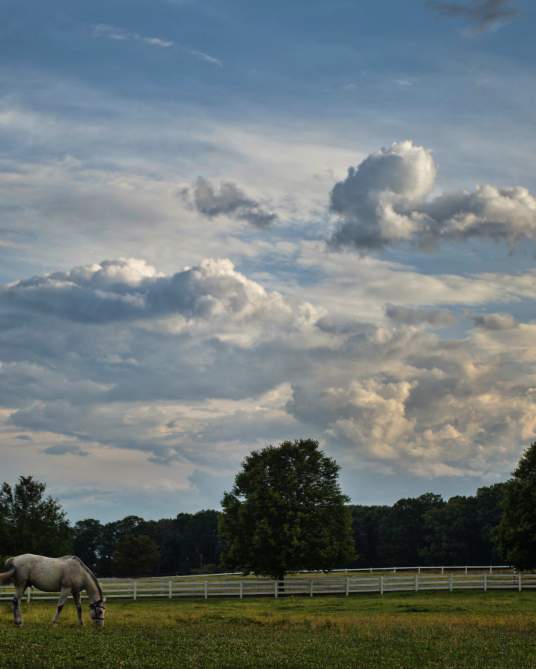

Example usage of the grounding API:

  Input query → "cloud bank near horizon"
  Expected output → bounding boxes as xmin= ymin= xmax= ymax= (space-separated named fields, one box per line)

xmin=1 ymin=257 xmax=534 ymax=511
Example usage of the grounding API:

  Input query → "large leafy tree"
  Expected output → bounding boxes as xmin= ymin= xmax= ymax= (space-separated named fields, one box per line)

xmin=112 ymin=535 xmax=161 ymax=578
xmin=0 ymin=476 xmax=72 ymax=556
xmin=219 ymin=439 xmax=355 ymax=579
xmin=73 ymin=518 xmax=104 ymax=572
xmin=498 ymin=442 xmax=536 ymax=569
xmin=380 ymin=493 xmax=445 ymax=566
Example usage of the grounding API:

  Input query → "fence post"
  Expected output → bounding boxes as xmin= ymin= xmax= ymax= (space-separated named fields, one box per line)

xmin=441 ymin=566 xmax=444 ymax=575
xmin=27 ymin=589 xmax=31 ymax=604
xmin=465 ymin=566 xmax=468 ymax=575
xmin=483 ymin=574 xmax=487 ymax=592
xmin=204 ymin=581 xmax=208 ymax=600
xmin=168 ymin=580 xmax=173 ymax=599
xmin=239 ymin=581 xmax=243 ymax=600
xmin=415 ymin=575 xmax=419 ymax=592
xmin=380 ymin=576 xmax=384 ymax=596
xmin=310 ymin=580 xmax=314 ymax=598
xmin=418 ymin=566 xmax=421 ymax=575
xmin=133 ymin=581 xmax=137 ymax=601
xmin=345 ymin=577 xmax=350 ymax=597
xmin=490 ymin=566 xmax=493 ymax=575
xmin=449 ymin=574 xmax=453 ymax=593
xmin=274 ymin=581 xmax=278 ymax=599
xmin=518 ymin=574 xmax=522 ymax=592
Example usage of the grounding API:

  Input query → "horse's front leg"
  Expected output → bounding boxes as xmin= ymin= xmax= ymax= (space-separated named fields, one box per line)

xmin=12 ymin=586 xmax=24 ymax=627
xmin=72 ymin=590 xmax=83 ymax=626
xmin=52 ymin=587 xmax=70 ymax=625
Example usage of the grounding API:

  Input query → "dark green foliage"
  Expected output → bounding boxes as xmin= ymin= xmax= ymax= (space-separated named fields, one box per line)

xmin=112 ymin=535 xmax=161 ymax=578
xmin=72 ymin=518 xmax=104 ymax=572
xmin=69 ymin=510 xmax=221 ymax=577
xmin=498 ymin=442 xmax=536 ymax=569
xmin=421 ymin=496 xmax=484 ymax=564
xmin=349 ymin=485 xmax=507 ymax=568
xmin=219 ymin=439 xmax=355 ymax=578
xmin=349 ymin=505 xmax=389 ymax=567
xmin=381 ymin=493 xmax=444 ymax=566
xmin=0 ymin=476 xmax=72 ymax=557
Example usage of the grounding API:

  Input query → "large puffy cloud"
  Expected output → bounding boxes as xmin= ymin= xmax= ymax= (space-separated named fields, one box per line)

xmin=1 ymin=257 xmax=301 ymax=328
xmin=330 ymin=140 xmax=536 ymax=250
xmin=184 ymin=177 xmax=278 ymax=228
xmin=330 ymin=141 xmax=435 ymax=248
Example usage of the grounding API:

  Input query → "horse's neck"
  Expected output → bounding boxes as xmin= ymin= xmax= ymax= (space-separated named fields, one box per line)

xmin=83 ymin=572 xmax=102 ymax=603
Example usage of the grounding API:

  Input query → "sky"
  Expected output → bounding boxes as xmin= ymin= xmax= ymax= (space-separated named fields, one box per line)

xmin=1 ymin=0 xmax=535 ymax=521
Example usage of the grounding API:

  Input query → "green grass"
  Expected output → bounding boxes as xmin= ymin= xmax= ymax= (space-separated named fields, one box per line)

xmin=1 ymin=592 xmax=536 ymax=668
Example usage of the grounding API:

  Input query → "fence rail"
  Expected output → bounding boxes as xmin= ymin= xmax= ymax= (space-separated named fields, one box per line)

xmin=1 ymin=570 xmax=534 ymax=603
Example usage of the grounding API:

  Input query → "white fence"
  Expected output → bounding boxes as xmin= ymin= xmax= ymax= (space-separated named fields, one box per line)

xmin=1 ymin=570 xmax=535 ymax=603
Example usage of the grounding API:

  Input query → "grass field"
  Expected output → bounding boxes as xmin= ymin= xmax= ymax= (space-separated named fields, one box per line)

xmin=1 ymin=592 xmax=535 ymax=669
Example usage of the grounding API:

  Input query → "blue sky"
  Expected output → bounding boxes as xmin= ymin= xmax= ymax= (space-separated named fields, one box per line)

xmin=1 ymin=0 xmax=535 ymax=521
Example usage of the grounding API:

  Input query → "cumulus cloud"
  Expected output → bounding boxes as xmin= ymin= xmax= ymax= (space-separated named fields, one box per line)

xmin=185 ymin=177 xmax=278 ymax=228
xmin=0 ymin=257 xmax=297 ymax=326
xmin=330 ymin=140 xmax=536 ymax=250
xmin=429 ymin=0 xmax=518 ymax=31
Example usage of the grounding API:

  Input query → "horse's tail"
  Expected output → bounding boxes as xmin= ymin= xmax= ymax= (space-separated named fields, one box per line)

xmin=0 ymin=566 xmax=15 ymax=585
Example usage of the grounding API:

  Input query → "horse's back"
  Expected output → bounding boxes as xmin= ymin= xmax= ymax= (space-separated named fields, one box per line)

xmin=11 ymin=554 xmax=83 ymax=592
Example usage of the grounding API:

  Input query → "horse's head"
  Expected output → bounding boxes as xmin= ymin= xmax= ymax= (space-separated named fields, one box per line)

xmin=89 ymin=598 xmax=106 ymax=627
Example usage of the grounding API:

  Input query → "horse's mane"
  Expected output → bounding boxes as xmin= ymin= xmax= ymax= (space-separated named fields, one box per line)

xmin=66 ymin=556 xmax=103 ymax=600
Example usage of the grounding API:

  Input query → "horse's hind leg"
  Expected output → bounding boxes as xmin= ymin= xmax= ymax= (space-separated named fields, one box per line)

xmin=72 ymin=590 xmax=83 ymax=626
xmin=52 ymin=587 xmax=70 ymax=625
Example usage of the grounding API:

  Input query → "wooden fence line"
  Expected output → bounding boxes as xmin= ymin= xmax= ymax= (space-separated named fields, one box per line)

xmin=1 ymin=572 xmax=534 ymax=602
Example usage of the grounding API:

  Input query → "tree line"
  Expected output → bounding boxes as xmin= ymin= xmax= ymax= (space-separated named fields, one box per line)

xmin=1 ymin=440 xmax=534 ymax=577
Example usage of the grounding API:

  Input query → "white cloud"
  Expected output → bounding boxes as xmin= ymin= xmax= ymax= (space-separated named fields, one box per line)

xmin=93 ymin=24 xmax=174 ymax=48
xmin=330 ymin=140 xmax=536 ymax=250
xmin=1 ymin=257 xmax=305 ymax=330
xmin=187 ymin=50 xmax=223 ymax=67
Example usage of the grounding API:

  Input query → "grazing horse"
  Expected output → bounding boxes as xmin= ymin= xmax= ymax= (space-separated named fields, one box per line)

xmin=0 ymin=554 xmax=106 ymax=627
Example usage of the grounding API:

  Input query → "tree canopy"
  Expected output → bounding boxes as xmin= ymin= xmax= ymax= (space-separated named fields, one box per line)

xmin=219 ymin=439 xmax=355 ymax=579
xmin=498 ymin=442 xmax=536 ymax=569
xmin=0 ymin=476 xmax=71 ymax=558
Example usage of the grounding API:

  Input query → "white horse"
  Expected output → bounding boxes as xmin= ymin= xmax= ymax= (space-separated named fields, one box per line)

xmin=0 ymin=554 xmax=106 ymax=627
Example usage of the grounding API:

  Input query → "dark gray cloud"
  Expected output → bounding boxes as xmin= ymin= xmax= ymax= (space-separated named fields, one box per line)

xmin=186 ymin=177 xmax=278 ymax=228
xmin=330 ymin=141 xmax=536 ymax=251
xmin=430 ymin=0 xmax=518 ymax=31
xmin=386 ymin=304 xmax=456 ymax=327
xmin=43 ymin=444 xmax=89 ymax=457
xmin=473 ymin=313 xmax=517 ymax=329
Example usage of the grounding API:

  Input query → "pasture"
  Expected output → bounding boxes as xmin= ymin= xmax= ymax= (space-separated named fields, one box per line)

xmin=1 ymin=591 xmax=535 ymax=668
